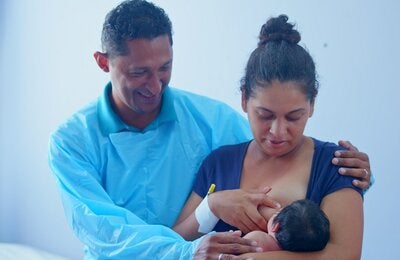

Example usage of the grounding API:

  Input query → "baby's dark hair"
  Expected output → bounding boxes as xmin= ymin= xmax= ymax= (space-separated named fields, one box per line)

xmin=101 ymin=0 xmax=173 ymax=58
xmin=274 ymin=199 xmax=330 ymax=252
xmin=241 ymin=14 xmax=318 ymax=102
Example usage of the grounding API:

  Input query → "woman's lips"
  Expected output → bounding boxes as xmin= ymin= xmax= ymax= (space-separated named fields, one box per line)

xmin=267 ymin=139 xmax=286 ymax=147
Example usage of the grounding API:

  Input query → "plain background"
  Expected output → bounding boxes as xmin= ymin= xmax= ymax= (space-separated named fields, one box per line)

xmin=1 ymin=1 xmax=399 ymax=259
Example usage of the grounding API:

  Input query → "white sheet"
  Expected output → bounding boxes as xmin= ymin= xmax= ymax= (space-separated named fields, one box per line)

xmin=0 ymin=243 xmax=67 ymax=260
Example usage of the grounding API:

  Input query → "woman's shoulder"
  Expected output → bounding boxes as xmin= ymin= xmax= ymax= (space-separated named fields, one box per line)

xmin=202 ymin=141 xmax=250 ymax=164
xmin=312 ymin=138 xmax=346 ymax=155
xmin=307 ymin=137 xmax=362 ymax=203
xmin=212 ymin=141 xmax=251 ymax=156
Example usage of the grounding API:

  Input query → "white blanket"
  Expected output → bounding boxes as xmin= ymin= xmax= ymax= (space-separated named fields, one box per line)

xmin=0 ymin=243 xmax=67 ymax=260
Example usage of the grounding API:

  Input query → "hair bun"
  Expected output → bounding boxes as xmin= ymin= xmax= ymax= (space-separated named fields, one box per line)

xmin=258 ymin=14 xmax=301 ymax=47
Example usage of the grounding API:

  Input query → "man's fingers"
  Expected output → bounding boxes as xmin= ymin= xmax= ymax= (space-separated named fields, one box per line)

xmin=338 ymin=140 xmax=359 ymax=151
xmin=219 ymin=253 xmax=250 ymax=260
xmin=338 ymin=167 xmax=371 ymax=190
xmin=221 ymin=230 xmax=242 ymax=238
xmin=332 ymin=155 xmax=369 ymax=170
xmin=212 ymin=232 xmax=262 ymax=253
xmin=221 ymin=255 xmax=255 ymax=260
xmin=333 ymin=148 xmax=371 ymax=185
xmin=209 ymin=232 xmax=251 ymax=246
xmin=194 ymin=232 xmax=261 ymax=259
xmin=221 ymin=242 xmax=262 ymax=255
xmin=334 ymin=150 xmax=369 ymax=160
xmin=352 ymin=179 xmax=370 ymax=190
xmin=333 ymin=157 xmax=361 ymax=168
xmin=339 ymin=167 xmax=370 ymax=179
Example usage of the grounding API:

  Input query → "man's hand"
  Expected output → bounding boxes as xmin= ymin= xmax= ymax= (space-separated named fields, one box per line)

xmin=193 ymin=231 xmax=262 ymax=260
xmin=208 ymin=188 xmax=281 ymax=234
xmin=332 ymin=140 xmax=371 ymax=190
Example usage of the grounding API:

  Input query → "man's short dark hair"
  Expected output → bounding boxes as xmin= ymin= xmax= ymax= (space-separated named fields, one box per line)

xmin=101 ymin=0 xmax=173 ymax=58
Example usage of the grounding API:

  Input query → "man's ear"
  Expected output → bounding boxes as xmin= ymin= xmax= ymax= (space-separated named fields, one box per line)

xmin=241 ymin=89 xmax=248 ymax=113
xmin=94 ymin=51 xmax=110 ymax=72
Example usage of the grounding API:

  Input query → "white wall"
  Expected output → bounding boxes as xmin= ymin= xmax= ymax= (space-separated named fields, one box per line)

xmin=1 ymin=1 xmax=399 ymax=259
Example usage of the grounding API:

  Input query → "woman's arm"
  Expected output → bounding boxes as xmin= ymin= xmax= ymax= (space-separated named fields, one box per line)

xmin=174 ymin=189 xmax=280 ymax=240
xmin=236 ymin=188 xmax=363 ymax=260
xmin=173 ymin=192 xmax=264 ymax=257
xmin=173 ymin=192 xmax=204 ymax=240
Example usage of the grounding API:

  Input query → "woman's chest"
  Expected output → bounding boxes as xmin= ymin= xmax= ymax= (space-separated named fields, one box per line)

xmin=241 ymin=166 xmax=310 ymax=207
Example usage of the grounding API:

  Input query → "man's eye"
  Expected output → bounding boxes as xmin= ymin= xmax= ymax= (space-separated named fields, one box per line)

xmin=160 ymin=65 xmax=171 ymax=72
xmin=129 ymin=71 xmax=145 ymax=77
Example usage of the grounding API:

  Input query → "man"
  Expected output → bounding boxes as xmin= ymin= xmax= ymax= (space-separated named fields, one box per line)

xmin=48 ymin=1 xmax=371 ymax=259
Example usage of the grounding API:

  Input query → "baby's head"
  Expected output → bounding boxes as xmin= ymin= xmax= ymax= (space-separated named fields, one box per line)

xmin=271 ymin=199 xmax=330 ymax=251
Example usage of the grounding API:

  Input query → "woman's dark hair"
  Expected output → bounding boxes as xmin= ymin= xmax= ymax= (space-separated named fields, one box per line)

xmin=101 ymin=0 xmax=173 ymax=58
xmin=241 ymin=15 xmax=318 ymax=102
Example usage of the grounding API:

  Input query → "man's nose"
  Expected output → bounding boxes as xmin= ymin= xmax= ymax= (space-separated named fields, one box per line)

xmin=146 ymin=73 xmax=162 ymax=94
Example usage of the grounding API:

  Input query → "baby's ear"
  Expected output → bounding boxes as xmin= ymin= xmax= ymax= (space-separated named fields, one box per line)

xmin=271 ymin=222 xmax=280 ymax=233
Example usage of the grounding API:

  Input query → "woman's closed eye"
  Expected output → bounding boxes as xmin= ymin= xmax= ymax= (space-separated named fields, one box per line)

xmin=257 ymin=113 xmax=275 ymax=121
xmin=286 ymin=110 xmax=306 ymax=121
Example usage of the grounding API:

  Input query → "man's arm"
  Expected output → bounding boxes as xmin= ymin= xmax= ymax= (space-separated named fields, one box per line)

xmin=333 ymin=140 xmax=373 ymax=190
xmin=48 ymin=135 xmax=197 ymax=259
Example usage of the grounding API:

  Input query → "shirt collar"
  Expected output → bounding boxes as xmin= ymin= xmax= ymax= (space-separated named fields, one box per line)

xmin=98 ymin=82 xmax=177 ymax=135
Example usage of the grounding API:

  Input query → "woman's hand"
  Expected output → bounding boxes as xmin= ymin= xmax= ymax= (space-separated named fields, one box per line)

xmin=332 ymin=140 xmax=371 ymax=190
xmin=208 ymin=188 xmax=281 ymax=234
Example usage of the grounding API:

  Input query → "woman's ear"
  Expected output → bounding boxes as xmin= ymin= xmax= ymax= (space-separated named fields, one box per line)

xmin=309 ymin=99 xmax=315 ymax=117
xmin=94 ymin=51 xmax=110 ymax=72
xmin=241 ymin=89 xmax=248 ymax=113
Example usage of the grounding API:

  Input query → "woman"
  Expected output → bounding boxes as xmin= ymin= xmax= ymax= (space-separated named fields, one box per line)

xmin=174 ymin=15 xmax=364 ymax=259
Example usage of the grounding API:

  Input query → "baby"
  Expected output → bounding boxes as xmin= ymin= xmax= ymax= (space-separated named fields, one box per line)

xmin=244 ymin=199 xmax=330 ymax=252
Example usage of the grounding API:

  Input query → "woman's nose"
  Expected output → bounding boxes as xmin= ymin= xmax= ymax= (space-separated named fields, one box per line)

xmin=269 ymin=119 xmax=287 ymax=137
